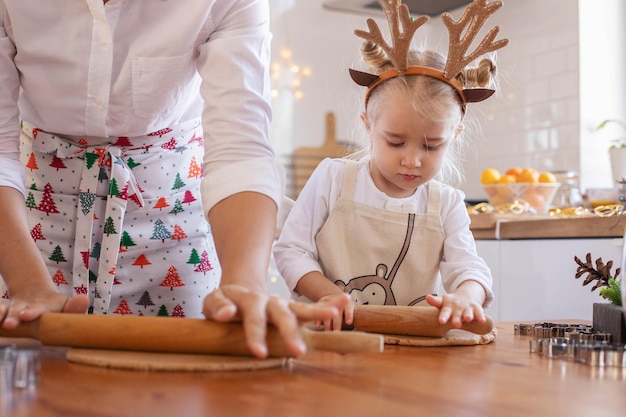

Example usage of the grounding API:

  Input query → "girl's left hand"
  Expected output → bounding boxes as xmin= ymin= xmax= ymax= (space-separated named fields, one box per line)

xmin=425 ymin=292 xmax=486 ymax=328
xmin=314 ymin=292 xmax=354 ymax=331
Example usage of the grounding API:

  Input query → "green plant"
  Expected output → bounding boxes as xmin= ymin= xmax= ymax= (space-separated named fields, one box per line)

xmin=574 ymin=252 xmax=622 ymax=306
xmin=596 ymin=119 xmax=626 ymax=149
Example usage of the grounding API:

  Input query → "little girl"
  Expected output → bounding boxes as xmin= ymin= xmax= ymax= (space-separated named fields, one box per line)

xmin=274 ymin=0 xmax=508 ymax=330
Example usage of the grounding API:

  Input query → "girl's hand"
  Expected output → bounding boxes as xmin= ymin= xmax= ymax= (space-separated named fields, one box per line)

xmin=203 ymin=285 xmax=349 ymax=358
xmin=315 ymin=293 xmax=354 ymax=331
xmin=426 ymin=291 xmax=486 ymax=329
xmin=0 ymin=292 xmax=90 ymax=329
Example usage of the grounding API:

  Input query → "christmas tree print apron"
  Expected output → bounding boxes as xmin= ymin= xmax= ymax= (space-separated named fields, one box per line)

xmin=12 ymin=119 xmax=221 ymax=317
xmin=315 ymin=160 xmax=444 ymax=306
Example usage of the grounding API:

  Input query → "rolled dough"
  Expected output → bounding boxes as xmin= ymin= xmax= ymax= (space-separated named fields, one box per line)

xmin=66 ymin=348 xmax=287 ymax=372
xmin=383 ymin=327 xmax=498 ymax=346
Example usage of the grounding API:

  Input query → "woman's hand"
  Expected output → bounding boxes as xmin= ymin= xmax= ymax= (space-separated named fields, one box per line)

xmin=203 ymin=284 xmax=349 ymax=358
xmin=314 ymin=293 xmax=354 ymax=331
xmin=0 ymin=292 xmax=90 ymax=329
xmin=205 ymin=193 xmax=352 ymax=358
xmin=0 ymin=187 xmax=91 ymax=329
xmin=426 ymin=280 xmax=487 ymax=328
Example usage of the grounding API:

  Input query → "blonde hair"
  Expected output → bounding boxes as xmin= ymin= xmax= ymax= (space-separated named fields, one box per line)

xmin=351 ymin=42 xmax=497 ymax=187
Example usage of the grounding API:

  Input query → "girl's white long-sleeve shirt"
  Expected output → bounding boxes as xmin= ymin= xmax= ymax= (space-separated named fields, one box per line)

xmin=0 ymin=0 xmax=284 ymax=211
xmin=273 ymin=157 xmax=494 ymax=306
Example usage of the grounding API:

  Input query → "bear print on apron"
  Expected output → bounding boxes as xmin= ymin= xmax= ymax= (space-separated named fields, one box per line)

xmin=315 ymin=160 xmax=444 ymax=306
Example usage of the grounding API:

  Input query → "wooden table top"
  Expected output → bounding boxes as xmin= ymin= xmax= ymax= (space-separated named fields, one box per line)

xmin=5 ymin=321 xmax=625 ymax=417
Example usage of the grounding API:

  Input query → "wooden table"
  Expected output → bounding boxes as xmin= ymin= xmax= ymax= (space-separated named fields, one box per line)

xmin=4 ymin=322 xmax=625 ymax=417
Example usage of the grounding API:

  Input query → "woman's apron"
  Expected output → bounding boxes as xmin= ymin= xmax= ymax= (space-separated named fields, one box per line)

xmin=315 ymin=160 xmax=444 ymax=306
xmin=11 ymin=119 xmax=221 ymax=317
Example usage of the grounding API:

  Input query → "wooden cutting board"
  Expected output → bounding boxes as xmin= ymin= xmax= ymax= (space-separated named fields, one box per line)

xmin=291 ymin=112 xmax=352 ymax=197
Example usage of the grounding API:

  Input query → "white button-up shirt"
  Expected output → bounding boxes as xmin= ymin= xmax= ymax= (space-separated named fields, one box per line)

xmin=0 ymin=0 xmax=284 ymax=210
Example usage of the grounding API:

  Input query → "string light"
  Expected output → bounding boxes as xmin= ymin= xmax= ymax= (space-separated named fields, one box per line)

xmin=271 ymin=47 xmax=312 ymax=99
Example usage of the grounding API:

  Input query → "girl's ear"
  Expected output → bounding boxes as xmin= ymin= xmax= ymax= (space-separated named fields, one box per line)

xmin=455 ymin=123 xmax=464 ymax=138
xmin=360 ymin=112 xmax=370 ymax=131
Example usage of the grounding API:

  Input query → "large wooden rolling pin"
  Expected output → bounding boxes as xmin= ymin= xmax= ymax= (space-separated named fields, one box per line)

xmin=0 ymin=306 xmax=492 ymax=357
xmin=0 ymin=313 xmax=383 ymax=358
xmin=351 ymin=305 xmax=494 ymax=337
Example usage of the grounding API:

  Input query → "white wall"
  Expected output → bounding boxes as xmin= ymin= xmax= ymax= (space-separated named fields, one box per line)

xmin=579 ymin=0 xmax=626 ymax=191
xmin=269 ymin=0 xmax=626 ymax=200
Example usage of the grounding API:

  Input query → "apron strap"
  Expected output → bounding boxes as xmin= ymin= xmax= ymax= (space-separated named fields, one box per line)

xmin=92 ymin=148 xmax=144 ymax=313
xmin=427 ymin=180 xmax=442 ymax=214
xmin=338 ymin=159 xmax=358 ymax=201
xmin=26 ymin=123 xmax=146 ymax=314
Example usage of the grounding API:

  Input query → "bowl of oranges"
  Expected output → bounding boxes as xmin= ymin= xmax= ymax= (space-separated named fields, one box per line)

xmin=480 ymin=167 xmax=560 ymax=214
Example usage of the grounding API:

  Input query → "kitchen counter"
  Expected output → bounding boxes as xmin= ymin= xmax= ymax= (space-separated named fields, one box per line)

xmin=4 ymin=322 xmax=625 ymax=417
xmin=470 ymin=213 xmax=626 ymax=239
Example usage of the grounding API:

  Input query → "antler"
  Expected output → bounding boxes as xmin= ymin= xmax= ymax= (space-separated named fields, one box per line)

xmin=353 ymin=0 xmax=429 ymax=72
xmin=442 ymin=0 xmax=509 ymax=79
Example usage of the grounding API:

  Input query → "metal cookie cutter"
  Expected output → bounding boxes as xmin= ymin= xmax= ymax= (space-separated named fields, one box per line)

xmin=515 ymin=322 xmax=626 ymax=367
xmin=13 ymin=348 xmax=40 ymax=389
xmin=0 ymin=344 xmax=41 ymax=395
xmin=575 ymin=344 xmax=626 ymax=367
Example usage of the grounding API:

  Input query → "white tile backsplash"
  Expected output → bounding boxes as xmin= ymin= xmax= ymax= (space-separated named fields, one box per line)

xmin=270 ymin=0 xmax=626 ymax=200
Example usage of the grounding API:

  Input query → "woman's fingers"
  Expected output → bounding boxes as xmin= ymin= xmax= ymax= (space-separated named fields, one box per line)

xmin=202 ymin=287 xmax=240 ymax=322
xmin=203 ymin=286 xmax=269 ymax=357
xmin=0 ymin=292 xmax=88 ymax=329
xmin=62 ymin=294 xmax=91 ymax=314
xmin=203 ymin=285 xmax=349 ymax=358
xmin=267 ymin=298 xmax=306 ymax=357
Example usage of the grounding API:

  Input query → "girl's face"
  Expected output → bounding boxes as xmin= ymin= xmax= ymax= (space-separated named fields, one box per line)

xmin=364 ymin=92 xmax=459 ymax=198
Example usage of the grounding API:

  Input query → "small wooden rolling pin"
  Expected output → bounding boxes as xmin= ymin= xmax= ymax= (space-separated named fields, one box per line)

xmin=351 ymin=305 xmax=495 ymax=337
xmin=0 ymin=313 xmax=383 ymax=358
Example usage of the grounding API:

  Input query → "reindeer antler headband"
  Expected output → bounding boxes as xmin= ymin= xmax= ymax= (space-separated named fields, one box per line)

xmin=350 ymin=0 xmax=509 ymax=111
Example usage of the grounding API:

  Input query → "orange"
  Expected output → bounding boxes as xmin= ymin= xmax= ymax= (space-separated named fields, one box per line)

xmin=522 ymin=191 xmax=545 ymax=211
xmin=495 ymin=184 xmax=516 ymax=201
xmin=483 ymin=185 xmax=498 ymax=199
xmin=497 ymin=174 xmax=517 ymax=184
xmin=517 ymin=168 xmax=539 ymax=183
xmin=480 ymin=168 xmax=501 ymax=185
xmin=538 ymin=171 xmax=557 ymax=183
xmin=505 ymin=166 xmax=523 ymax=179
xmin=489 ymin=194 xmax=507 ymax=206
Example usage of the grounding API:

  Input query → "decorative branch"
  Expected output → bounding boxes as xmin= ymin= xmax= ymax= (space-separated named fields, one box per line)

xmin=574 ymin=252 xmax=622 ymax=306
xmin=354 ymin=0 xmax=429 ymax=72
xmin=442 ymin=0 xmax=509 ymax=78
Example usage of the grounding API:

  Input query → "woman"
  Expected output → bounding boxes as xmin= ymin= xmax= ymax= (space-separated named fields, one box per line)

xmin=0 ymin=0 xmax=343 ymax=358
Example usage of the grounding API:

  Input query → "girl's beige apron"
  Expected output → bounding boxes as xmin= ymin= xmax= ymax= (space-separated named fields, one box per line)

xmin=315 ymin=160 xmax=444 ymax=306
xmin=5 ymin=119 xmax=221 ymax=317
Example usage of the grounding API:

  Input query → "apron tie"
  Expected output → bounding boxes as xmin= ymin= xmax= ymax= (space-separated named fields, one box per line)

xmin=17 ymin=117 xmax=219 ymax=318
xmin=32 ymin=135 xmax=145 ymax=313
